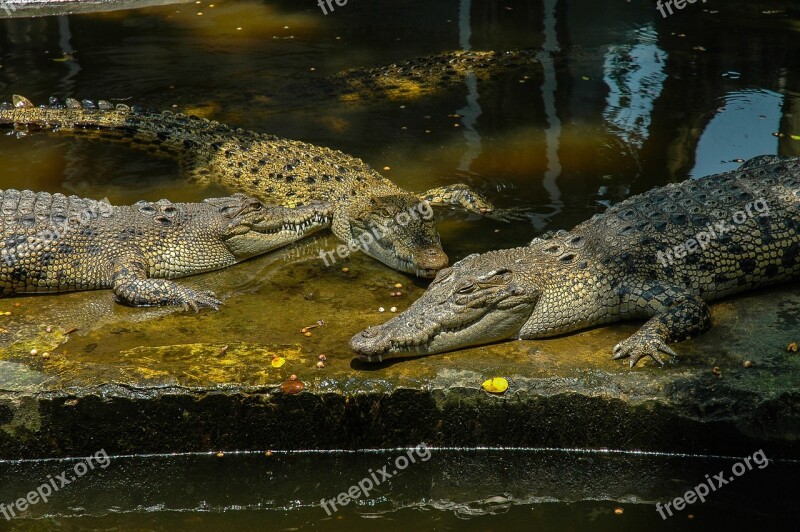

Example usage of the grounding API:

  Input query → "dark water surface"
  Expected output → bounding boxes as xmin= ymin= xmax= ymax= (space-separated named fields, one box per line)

xmin=1 ymin=0 xmax=799 ymax=529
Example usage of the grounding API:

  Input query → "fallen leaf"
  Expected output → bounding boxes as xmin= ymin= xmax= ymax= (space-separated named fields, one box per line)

xmin=271 ymin=356 xmax=286 ymax=368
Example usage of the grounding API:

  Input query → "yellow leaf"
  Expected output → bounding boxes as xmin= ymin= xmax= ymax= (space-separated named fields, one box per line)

xmin=791 ymin=135 xmax=800 ymax=141
xmin=271 ymin=356 xmax=286 ymax=368
xmin=788 ymin=342 xmax=798 ymax=352
xmin=482 ymin=377 xmax=509 ymax=394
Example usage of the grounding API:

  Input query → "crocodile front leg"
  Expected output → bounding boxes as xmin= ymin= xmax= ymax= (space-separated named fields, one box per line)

xmin=419 ymin=183 xmax=526 ymax=221
xmin=110 ymin=254 xmax=222 ymax=311
xmin=612 ymin=283 xmax=712 ymax=368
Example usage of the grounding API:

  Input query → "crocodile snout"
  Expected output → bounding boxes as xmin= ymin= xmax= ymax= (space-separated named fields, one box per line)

xmin=349 ymin=327 xmax=390 ymax=360
xmin=413 ymin=247 xmax=448 ymax=272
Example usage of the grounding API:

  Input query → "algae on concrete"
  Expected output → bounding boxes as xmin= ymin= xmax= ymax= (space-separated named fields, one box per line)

xmin=0 ymin=237 xmax=798 ymax=459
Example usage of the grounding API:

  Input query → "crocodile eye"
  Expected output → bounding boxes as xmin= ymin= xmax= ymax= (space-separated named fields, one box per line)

xmin=478 ymin=268 xmax=512 ymax=283
xmin=456 ymin=282 xmax=475 ymax=294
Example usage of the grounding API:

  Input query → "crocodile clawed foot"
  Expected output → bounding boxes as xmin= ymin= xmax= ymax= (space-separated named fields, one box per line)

xmin=182 ymin=290 xmax=223 ymax=312
xmin=612 ymin=332 xmax=678 ymax=368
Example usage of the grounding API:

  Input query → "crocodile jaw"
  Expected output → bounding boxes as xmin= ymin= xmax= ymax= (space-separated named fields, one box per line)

xmin=224 ymin=212 xmax=331 ymax=260
xmin=350 ymin=250 xmax=539 ymax=360
xmin=350 ymin=308 xmax=530 ymax=361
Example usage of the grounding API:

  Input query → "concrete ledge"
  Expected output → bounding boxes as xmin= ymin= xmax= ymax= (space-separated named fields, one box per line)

xmin=1 ymin=251 xmax=798 ymax=459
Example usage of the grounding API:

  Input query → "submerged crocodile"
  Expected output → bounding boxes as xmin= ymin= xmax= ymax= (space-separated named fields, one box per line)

xmin=282 ymin=49 xmax=540 ymax=104
xmin=0 ymin=190 xmax=329 ymax=309
xmin=0 ymin=95 xmax=516 ymax=277
xmin=351 ymin=155 xmax=800 ymax=366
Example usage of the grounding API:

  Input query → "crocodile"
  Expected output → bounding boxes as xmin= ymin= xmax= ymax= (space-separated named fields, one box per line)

xmin=0 ymin=95 xmax=518 ymax=277
xmin=278 ymin=49 xmax=540 ymax=105
xmin=0 ymin=190 xmax=330 ymax=309
xmin=351 ymin=155 xmax=800 ymax=366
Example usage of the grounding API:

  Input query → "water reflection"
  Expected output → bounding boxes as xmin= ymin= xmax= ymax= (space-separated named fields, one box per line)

xmin=691 ymin=89 xmax=782 ymax=177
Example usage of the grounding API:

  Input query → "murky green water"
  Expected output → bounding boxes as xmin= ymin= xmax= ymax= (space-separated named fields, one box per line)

xmin=1 ymin=0 xmax=799 ymax=529
xmin=1 ymin=448 xmax=799 ymax=530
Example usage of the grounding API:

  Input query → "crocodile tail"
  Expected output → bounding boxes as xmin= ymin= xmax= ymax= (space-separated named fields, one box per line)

xmin=0 ymin=95 xmax=230 ymax=157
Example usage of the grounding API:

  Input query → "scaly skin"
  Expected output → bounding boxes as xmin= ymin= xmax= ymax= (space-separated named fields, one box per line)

xmin=319 ymin=50 xmax=539 ymax=104
xmin=0 ymin=95 xmax=517 ymax=276
xmin=0 ymin=190 xmax=330 ymax=310
xmin=351 ymin=155 xmax=800 ymax=367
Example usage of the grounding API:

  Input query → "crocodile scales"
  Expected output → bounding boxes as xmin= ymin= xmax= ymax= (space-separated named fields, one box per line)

xmin=351 ymin=155 xmax=800 ymax=366
xmin=0 ymin=190 xmax=330 ymax=309
xmin=0 ymin=94 xmax=517 ymax=277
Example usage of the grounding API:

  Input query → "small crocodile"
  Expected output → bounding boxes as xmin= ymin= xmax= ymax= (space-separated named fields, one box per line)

xmin=291 ymin=49 xmax=540 ymax=104
xmin=0 ymin=95 xmax=515 ymax=277
xmin=351 ymin=155 xmax=800 ymax=366
xmin=0 ymin=190 xmax=329 ymax=309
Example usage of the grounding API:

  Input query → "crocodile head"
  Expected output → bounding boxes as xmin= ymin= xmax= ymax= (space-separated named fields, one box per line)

xmin=350 ymin=247 xmax=539 ymax=361
xmin=208 ymin=194 xmax=331 ymax=259
xmin=333 ymin=192 xmax=448 ymax=277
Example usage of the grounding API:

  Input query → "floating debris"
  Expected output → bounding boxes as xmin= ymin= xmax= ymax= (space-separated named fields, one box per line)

xmin=614 ymin=507 xmax=624 ymax=515
xmin=30 ymin=349 xmax=38 ymax=356
xmin=318 ymin=354 xmax=327 ymax=362
xmin=390 ymin=307 xmax=397 ymax=313
xmin=64 ymin=327 xmax=79 ymax=335
xmin=711 ymin=366 xmax=722 ymax=377
xmin=378 ymin=307 xmax=385 ymax=312
xmin=218 ymin=345 xmax=229 ymax=356
xmin=271 ymin=356 xmax=286 ymax=368
xmin=215 ymin=451 xmax=224 ymax=458
xmin=341 ymin=267 xmax=350 ymax=273
xmin=300 ymin=320 xmax=325 ymax=334
xmin=316 ymin=361 xmax=325 ymax=369
xmin=482 ymin=377 xmax=509 ymax=394
xmin=394 ymin=283 xmax=403 ymax=289
xmin=743 ymin=360 xmax=753 ymax=368
xmin=788 ymin=342 xmax=798 ymax=352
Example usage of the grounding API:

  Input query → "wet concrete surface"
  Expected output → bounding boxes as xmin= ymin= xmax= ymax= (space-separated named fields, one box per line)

xmin=0 ymin=237 xmax=797 ymax=459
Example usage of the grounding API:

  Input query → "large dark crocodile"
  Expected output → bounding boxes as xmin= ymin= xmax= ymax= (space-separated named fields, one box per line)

xmin=0 ymin=190 xmax=329 ymax=309
xmin=0 ymin=94 xmax=516 ymax=277
xmin=351 ymin=155 xmax=800 ymax=366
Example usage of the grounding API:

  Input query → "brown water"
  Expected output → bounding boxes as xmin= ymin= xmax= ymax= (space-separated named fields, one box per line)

xmin=0 ymin=0 xmax=799 ymax=529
